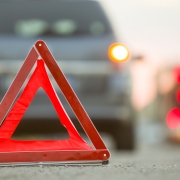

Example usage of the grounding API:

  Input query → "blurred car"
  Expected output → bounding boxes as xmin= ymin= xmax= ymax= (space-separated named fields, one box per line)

xmin=0 ymin=0 xmax=134 ymax=149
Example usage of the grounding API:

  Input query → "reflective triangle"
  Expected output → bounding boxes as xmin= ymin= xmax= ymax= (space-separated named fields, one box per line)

xmin=0 ymin=40 xmax=110 ymax=165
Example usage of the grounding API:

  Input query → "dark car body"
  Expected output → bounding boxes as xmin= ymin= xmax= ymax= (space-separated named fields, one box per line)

xmin=0 ymin=0 xmax=134 ymax=149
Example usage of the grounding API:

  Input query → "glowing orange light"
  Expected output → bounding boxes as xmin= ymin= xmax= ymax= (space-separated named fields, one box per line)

xmin=108 ymin=43 xmax=129 ymax=62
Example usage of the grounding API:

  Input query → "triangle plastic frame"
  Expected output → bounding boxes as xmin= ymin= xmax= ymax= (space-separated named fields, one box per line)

xmin=0 ymin=40 xmax=110 ymax=165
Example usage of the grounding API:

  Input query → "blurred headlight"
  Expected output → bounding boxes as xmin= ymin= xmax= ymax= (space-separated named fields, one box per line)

xmin=108 ymin=43 xmax=129 ymax=62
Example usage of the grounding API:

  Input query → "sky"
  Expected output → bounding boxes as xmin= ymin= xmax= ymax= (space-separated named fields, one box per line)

xmin=98 ymin=0 xmax=180 ymax=66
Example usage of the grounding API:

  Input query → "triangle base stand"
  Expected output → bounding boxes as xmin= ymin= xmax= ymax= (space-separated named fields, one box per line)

xmin=0 ymin=150 xmax=109 ymax=166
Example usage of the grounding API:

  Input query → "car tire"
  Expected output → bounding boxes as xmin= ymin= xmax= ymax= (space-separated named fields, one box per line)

xmin=112 ymin=121 xmax=134 ymax=150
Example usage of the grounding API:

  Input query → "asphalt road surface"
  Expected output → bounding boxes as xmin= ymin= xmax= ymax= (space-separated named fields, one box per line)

xmin=1 ymin=135 xmax=180 ymax=180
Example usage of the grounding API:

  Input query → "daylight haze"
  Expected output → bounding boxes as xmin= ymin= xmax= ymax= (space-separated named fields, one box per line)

xmin=99 ymin=0 xmax=180 ymax=65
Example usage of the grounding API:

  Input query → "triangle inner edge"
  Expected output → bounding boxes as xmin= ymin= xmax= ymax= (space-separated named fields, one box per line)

xmin=0 ymin=60 xmax=93 ymax=151
xmin=35 ymin=40 xmax=107 ymax=150
xmin=12 ymin=87 xmax=70 ymax=140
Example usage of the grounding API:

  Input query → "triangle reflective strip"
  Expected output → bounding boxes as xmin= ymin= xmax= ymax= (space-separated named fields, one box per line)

xmin=0 ymin=60 xmax=92 ymax=151
xmin=35 ymin=40 xmax=107 ymax=150
xmin=0 ymin=48 xmax=38 ymax=125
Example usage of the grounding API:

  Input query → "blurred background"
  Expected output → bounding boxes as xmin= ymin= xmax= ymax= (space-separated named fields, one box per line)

xmin=99 ymin=0 xmax=180 ymax=146
xmin=0 ymin=0 xmax=180 ymax=153
xmin=103 ymin=0 xmax=180 ymax=147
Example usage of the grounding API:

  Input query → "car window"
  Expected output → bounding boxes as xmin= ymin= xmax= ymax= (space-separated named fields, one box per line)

xmin=0 ymin=1 xmax=112 ymax=37
xmin=52 ymin=19 xmax=77 ymax=36
xmin=15 ymin=19 xmax=49 ymax=37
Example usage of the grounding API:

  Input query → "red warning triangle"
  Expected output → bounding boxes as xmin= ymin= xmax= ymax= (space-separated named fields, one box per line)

xmin=0 ymin=40 xmax=110 ymax=165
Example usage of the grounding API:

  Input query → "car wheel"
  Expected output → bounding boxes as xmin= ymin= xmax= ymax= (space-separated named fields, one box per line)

xmin=112 ymin=121 xmax=134 ymax=150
